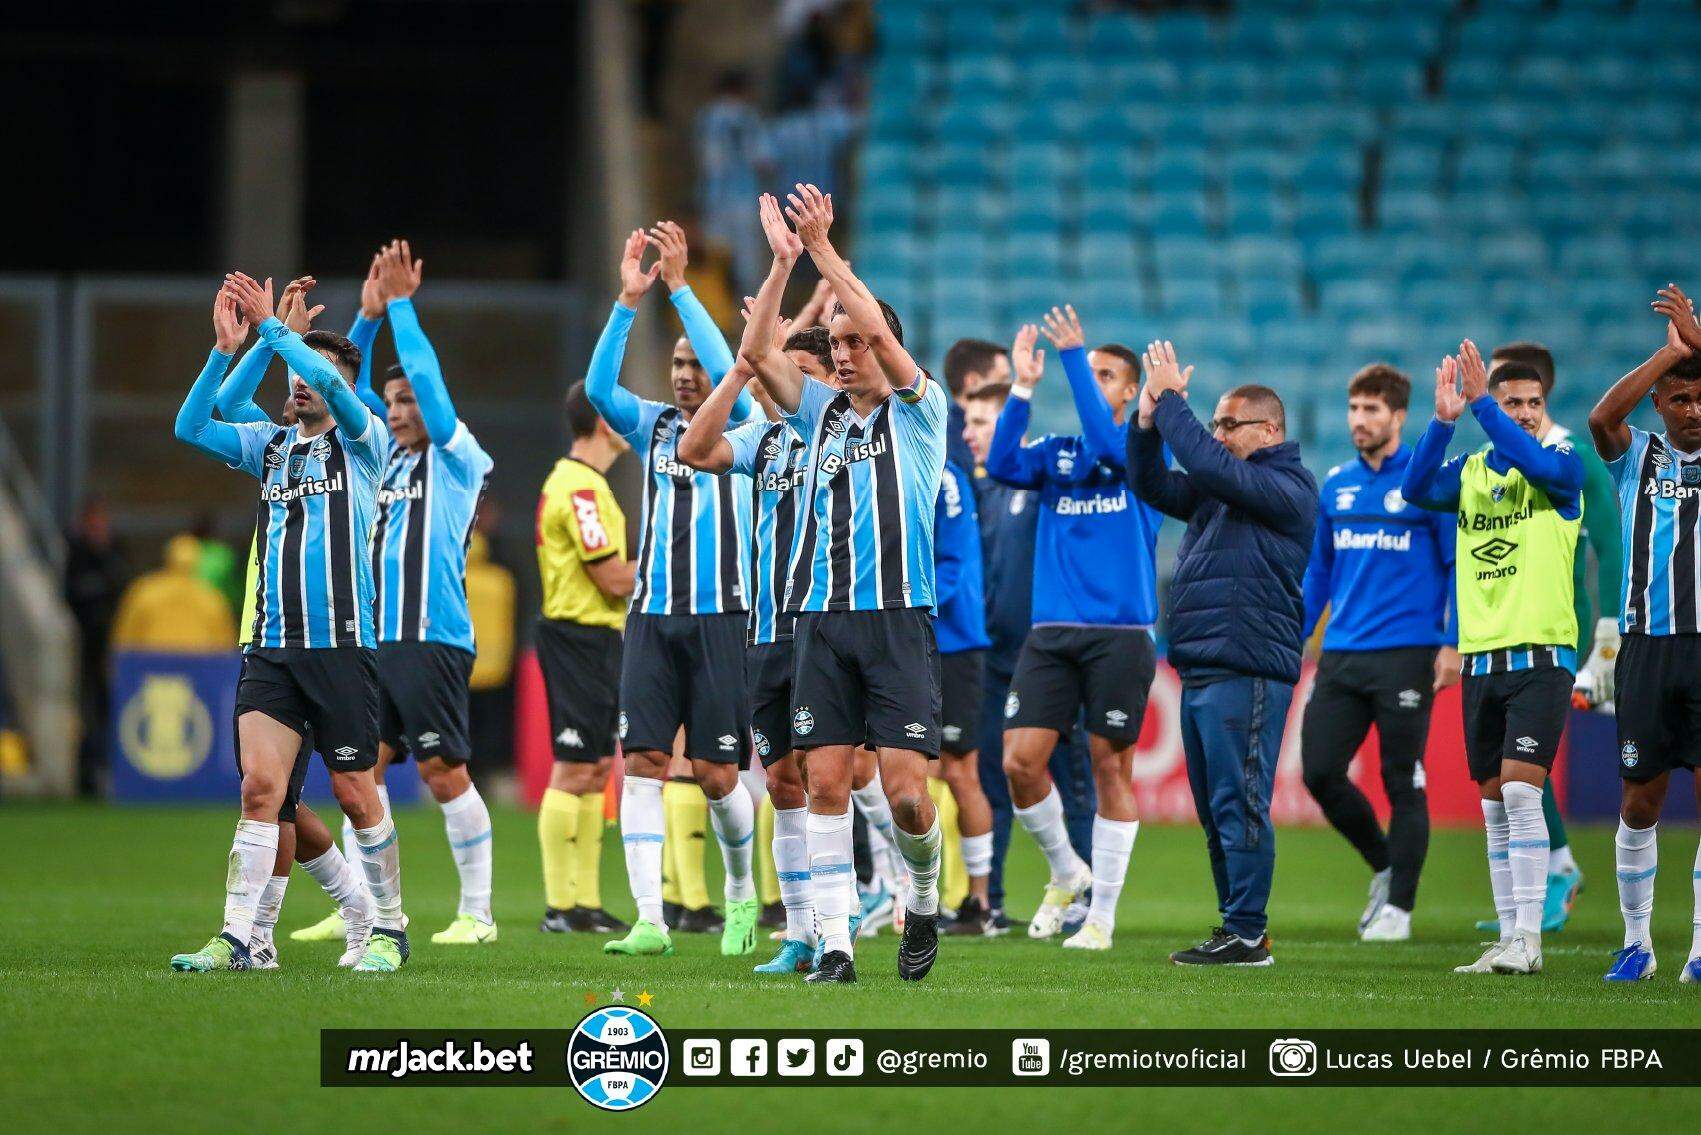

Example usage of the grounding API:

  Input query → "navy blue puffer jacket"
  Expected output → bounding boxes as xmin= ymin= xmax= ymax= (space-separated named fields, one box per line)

xmin=1127 ymin=391 xmax=1317 ymax=683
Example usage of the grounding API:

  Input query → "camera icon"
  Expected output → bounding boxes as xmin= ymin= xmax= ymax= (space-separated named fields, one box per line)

xmin=682 ymin=1039 xmax=720 ymax=1077
xmin=1268 ymin=1038 xmax=1317 ymax=1078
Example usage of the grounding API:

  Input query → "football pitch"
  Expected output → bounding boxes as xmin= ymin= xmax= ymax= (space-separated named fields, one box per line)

xmin=2 ymin=804 xmax=1696 ymax=1132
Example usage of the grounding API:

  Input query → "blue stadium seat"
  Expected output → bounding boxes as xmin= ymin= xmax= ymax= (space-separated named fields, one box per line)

xmin=1151 ymin=235 xmax=1223 ymax=282
xmin=1149 ymin=13 xmax=1216 ymax=58
xmin=1011 ymin=8 xmax=1074 ymax=52
xmin=1159 ymin=277 xmax=1224 ymax=321
xmin=1078 ymin=235 xmax=1140 ymax=280
xmin=1149 ymin=192 xmax=1211 ymax=237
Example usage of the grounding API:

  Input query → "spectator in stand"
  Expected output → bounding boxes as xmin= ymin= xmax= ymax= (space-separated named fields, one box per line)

xmin=110 ymin=534 xmax=235 ymax=652
xmin=64 ymin=496 xmax=130 ymax=794
xmin=695 ymin=70 xmax=772 ymax=295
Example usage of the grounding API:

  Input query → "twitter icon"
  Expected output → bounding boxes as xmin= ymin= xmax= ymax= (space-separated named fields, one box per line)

xmin=777 ymin=1039 xmax=816 ymax=1077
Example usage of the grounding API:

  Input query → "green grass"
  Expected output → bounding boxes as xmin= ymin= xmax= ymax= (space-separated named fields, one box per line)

xmin=2 ymin=803 xmax=1697 ymax=1132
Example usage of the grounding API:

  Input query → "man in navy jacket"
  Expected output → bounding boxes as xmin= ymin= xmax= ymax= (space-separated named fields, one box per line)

xmin=1126 ymin=341 xmax=1317 ymax=966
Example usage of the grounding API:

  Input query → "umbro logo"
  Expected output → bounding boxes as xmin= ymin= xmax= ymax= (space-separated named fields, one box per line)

xmin=903 ymin=722 xmax=927 ymax=739
xmin=264 ymin=448 xmax=285 ymax=469
xmin=417 ymin=731 xmax=440 ymax=748
xmin=942 ymin=725 xmax=961 ymax=743
xmin=1471 ymin=536 xmax=1518 ymax=565
xmin=1515 ymin=735 xmax=1538 ymax=751
xmin=1397 ymin=689 xmax=1421 ymax=709
xmin=333 ymin=746 xmax=360 ymax=761
xmin=1105 ymin=709 xmax=1128 ymax=727
xmin=556 ymin=727 xmax=584 ymax=749
xmin=717 ymin=734 xmax=738 ymax=750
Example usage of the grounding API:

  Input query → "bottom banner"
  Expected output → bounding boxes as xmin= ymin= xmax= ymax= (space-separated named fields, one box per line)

xmin=322 ymin=1020 xmax=1701 ymax=1102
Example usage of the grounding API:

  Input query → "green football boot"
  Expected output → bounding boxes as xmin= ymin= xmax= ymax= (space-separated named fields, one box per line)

xmin=603 ymin=919 xmax=674 ymax=956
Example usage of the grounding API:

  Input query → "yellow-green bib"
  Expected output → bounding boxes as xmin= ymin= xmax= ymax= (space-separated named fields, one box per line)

xmin=1454 ymin=447 xmax=1580 ymax=655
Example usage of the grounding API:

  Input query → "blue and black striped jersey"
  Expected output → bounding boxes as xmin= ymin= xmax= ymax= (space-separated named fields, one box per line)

xmin=727 ymin=418 xmax=809 ymax=644
xmin=1609 ymin=426 xmax=1701 ymax=636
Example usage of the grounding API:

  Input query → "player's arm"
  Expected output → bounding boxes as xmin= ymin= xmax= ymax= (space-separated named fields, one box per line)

xmin=348 ymin=252 xmax=389 ymax=420
xmin=785 ymin=182 xmax=924 ymax=399
xmin=1044 ymin=306 xmax=1124 ymax=465
xmin=1451 ymin=341 xmax=1581 ymax=506
xmin=225 ymin=272 xmax=371 ymax=438
xmin=585 ymin=230 xmax=662 ymax=440
xmin=1401 ymin=355 xmax=1466 ymax=510
xmin=176 ymin=289 xmax=253 ymax=464
xmin=214 ymin=275 xmax=319 ymax=423
xmin=739 ymin=194 xmax=810 ymax=414
xmin=1300 ymin=487 xmax=1334 ymax=642
xmin=1588 ymin=285 xmax=1698 ymax=461
xmin=984 ymin=381 xmax=1049 ymax=488
xmin=678 ymin=358 xmax=757 ymax=474
xmin=933 ymin=463 xmax=975 ymax=610
xmin=647 ymin=219 xmax=753 ymax=423
xmin=377 ymin=241 xmax=458 ymax=446
xmin=1125 ymin=408 xmax=1200 ymax=521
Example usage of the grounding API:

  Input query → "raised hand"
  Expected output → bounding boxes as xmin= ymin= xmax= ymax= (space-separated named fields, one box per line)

xmin=279 ymin=276 xmax=324 ymax=334
xmin=359 ymin=253 xmax=386 ymax=319
xmin=646 ymin=221 xmax=690 ymax=291
xmin=1142 ymin=340 xmax=1192 ymax=399
xmin=737 ymin=293 xmax=792 ymax=353
xmin=617 ymin=228 xmax=662 ymax=306
xmin=1011 ymin=323 xmax=1045 ymax=388
xmin=1433 ymin=355 xmax=1466 ymax=423
xmin=1653 ymin=283 xmax=1701 ymax=356
xmin=375 ymin=239 xmax=423 ymax=302
xmin=212 ymin=288 xmax=250 ymax=354
xmin=758 ymin=193 xmax=803 ymax=264
xmin=1039 ymin=304 xmax=1085 ymax=351
xmin=795 ymin=274 xmax=835 ymax=326
xmin=1458 ymin=339 xmax=1488 ymax=402
xmin=783 ymin=183 xmax=834 ymax=252
xmin=224 ymin=272 xmax=275 ymax=325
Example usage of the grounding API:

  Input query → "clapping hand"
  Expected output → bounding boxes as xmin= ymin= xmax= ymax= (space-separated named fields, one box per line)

xmin=1433 ymin=355 xmax=1466 ymax=423
xmin=617 ymin=228 xmax=662 ymax=307
xmin=1653 ymin=283 xmax=1701 ymax=357
xmin=1011 ymin=323 xmax=1045 ymax=389
xmin=1039 ymin=305 xmax=1084 ymax=351
xmin=223 ymin=272 xmax=275 ymax=325
xmin=212 ymin=287 xmax=249 ymax=354
xmin=375 ymin=240 xmax=423 ymax=303
xmin=783 ymin=183 xmax=834 ymax=252
xmin=1142 ymin=340 xmax=1192 ymax=400
xmin=647 ymin=221 xmax=690 ymax=291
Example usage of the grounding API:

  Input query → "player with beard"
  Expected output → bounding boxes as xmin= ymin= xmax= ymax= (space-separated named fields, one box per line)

xmin=1300 ymin=364 xmax=1459 ymax=942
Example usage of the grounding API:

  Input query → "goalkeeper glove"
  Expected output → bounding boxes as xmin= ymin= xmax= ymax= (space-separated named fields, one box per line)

xmin=1572 ymin=616 xmax=1621 ymax=708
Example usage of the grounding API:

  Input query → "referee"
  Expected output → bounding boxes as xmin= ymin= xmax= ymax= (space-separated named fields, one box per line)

xmin=534 ymin=380 xmax=636 ymax=936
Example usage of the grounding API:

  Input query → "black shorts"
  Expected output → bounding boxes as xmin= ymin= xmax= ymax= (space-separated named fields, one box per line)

xmin=1460 ymin=664 xmax=1573 ymax=782
xmin=791 ymin=608 xmax=942 ymax=757
xmin=747 ymin=638 xmax=797 ymax=768
xmin=620 ymin=612 xmax=749 ymax=764
xmin=1614 ymin=632 xmax=1701 ymax=782
xmin=377 ymin=640 xmax=474 ymax=763
xmin=940 ymin=650 xmax=984 ymax=756
xmin=232 ymin=654 xmax=313 ymax=823
xmin=1006 ymin=624 xmax=1157 ymax=745
xmin=537 ymin=618 xmax=624 ymax=763
xmin=236 ymin=646 xmax=378 ymax=772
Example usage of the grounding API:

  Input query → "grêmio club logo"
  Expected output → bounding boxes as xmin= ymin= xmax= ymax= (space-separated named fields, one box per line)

xmin=566 ymin=1007 xmax=669 ymax=1111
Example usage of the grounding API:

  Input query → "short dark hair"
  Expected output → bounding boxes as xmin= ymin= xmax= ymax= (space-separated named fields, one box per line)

xmin=384 ymin=364 xmax=406 ymax=383
xmin=1488 ymin=362 xmax=1546 ymax=391
xmin=1347 ymin=363 xmax=1411 ymax=412
xmin=1663 ymin=354 xmax=1701 ymax=383
xmin=784 ymin=326 xmax=833 ymax=376
xmin=1225 ymin=383 xmax=1286 ymax=432
xmin=564 ymin=379 xmax=601 ymax=440
xmin=303 ymin=330 xmax=361 ymax=385
xmin=829 ymin=299 xmax=904 ymax=347
xmin=1091 ymin=343 xmax=1142 ymax=381
xmin=966 ymin=381 xmax=1012 ymax=407
xmin=1490 ymin=341 xmax=1555 ymax=392
xmin=942 ymin=338 xmax=1007 ymax=396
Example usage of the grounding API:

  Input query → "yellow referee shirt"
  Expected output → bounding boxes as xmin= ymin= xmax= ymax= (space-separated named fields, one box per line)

xmin=536 ymin=457 xmax=628 ymax=630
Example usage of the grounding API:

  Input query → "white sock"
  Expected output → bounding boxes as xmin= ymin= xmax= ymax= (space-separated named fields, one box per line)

xmin=1549 ymin=842 xmax=1578 ymax=876
xmin=620 ymin=775 xmax=666 ymax=927
xmin=353 ymin=815 xmax=405 ymax=932
xmin=1615 ymin=820 xmax=1657 ymax=949
xmin=440 ymin=785 xmax=494 ymax=922
xmin=1014 ymin=785 xmax=1088 ymax=881
xmin=773 ymin=805 xmax=815 ymax=945
xmin=894 ymin=817 xmax=943 ymax=916
xmin=708 ymin=781 xmax=757 ymax=903
xmin=961 ymin=831 xmax=993 ymax=880
xmin=342 ymin=784 xmax=390 ymax=896
xmin=1692 ymin=839 xmax=1701 ymax=961
xmin=1087 ymin=816 xmax=1139 ymax=932
xmin=252 ymin=873 xmax=290 ymax=948
xmin=300 ymin=845 xmax=373 ymax=922
xmin=807 ymin=808 xmax=855 ymax=955
xmin=1501 ymin=781 xmax=1549 ymax=937
xmin=221 ymin=819 xmax=280 ymax=946
xmin=1482 ymin=799 xmax=1515 ymax=945
xmin=852 ymin=768 xmax=904 ymax=886
xmin=738 ymin=765 xmax=768 ymax=804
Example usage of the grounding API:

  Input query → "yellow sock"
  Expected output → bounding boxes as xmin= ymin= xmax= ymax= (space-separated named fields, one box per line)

xmin=538 ymin=788 xmax=579 ymax=911
xmin=572 ymin=791 xmax=605 ymax=909
xmin=930 ymin=776 xmax=968 ymax=911
xmin=661 ymin=781 xmax=684 ymax=907
xmin=756 ymin=794 xmax=779 ymax=906
xmin=671 ymin=781 xmax=712 ymax=910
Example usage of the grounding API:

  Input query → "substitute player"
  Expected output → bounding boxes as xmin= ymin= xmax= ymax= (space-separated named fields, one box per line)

xmin=1588 ymin=284 xmax=1701 ymax=984
xmin=1402 ymin=340 xmax=1581 ymax=977
xmin=588 ymin=225 xmax=762 ymax=960
xmin=986 ymin=306 xmax=1160 ymax=951
xmin=172 ymin=275 xmax=408 ymax=973
xmin=536 ymin=380 xmax=635 ymax=936
xmin=739 ymin=187 xmax=946 ymax=985
xmin=1300 ymin=364 xmax=1458 ymax=942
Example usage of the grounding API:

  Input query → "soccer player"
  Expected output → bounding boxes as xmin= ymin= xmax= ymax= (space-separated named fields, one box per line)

xmin=1402 ymin=340 xmax=1582 ymax=976
xmin=942 ymin=337 xmax=1010 ymax=479
xmin=536 ymin=380 xmax=635 ymax=936
xmin=172 ymin=274 xmax=407 ymax=972
xmin=738 ymin=186 xmax=947 ymax=984
xmin=588 ymin=224 xmax=762 ymax=960
xmin=963 ymin=381 xmax=1096 ymax=930
xmin=1587 ymin=284 xmax=1701 ymax=984
xmin=986 ymin=307 xmax=1160 ymax=951
xmin=1300 ymin=364 xmax=1459 ymax=942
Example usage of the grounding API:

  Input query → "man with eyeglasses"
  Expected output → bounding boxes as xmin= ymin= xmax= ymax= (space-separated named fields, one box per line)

xmin=1126 ymin=343 xmax=1318 ymax=967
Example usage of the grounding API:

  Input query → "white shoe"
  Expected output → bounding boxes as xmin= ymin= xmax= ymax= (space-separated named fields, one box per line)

xmin=1028 ymin=863 xmax=1093 ymax=940
xmin=339 ymin=908 xmax=375 ymax=968
xmin=249 ymin=939 xmax=280 ymax=970
xmin=1359 ymin=868 xmax=1391 ymax=933
xmin=1454 ymin=941 xmax=1507 ymax=973
xmin=1062 ymin=922 xmax=1113 ymax=951
xmin=1491 ymin=929 xmax=1543 ymax=974
xmin=1360 ymin=904 xmax=1411 ymax=942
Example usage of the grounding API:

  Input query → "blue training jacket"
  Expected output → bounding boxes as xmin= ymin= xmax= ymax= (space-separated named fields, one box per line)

xmin=934 ymin=459 xmax=991 ymax=654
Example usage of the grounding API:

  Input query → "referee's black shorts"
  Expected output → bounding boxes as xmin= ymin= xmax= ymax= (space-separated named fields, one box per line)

xmin=536 ymin=617 xmax=623 ymax=763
